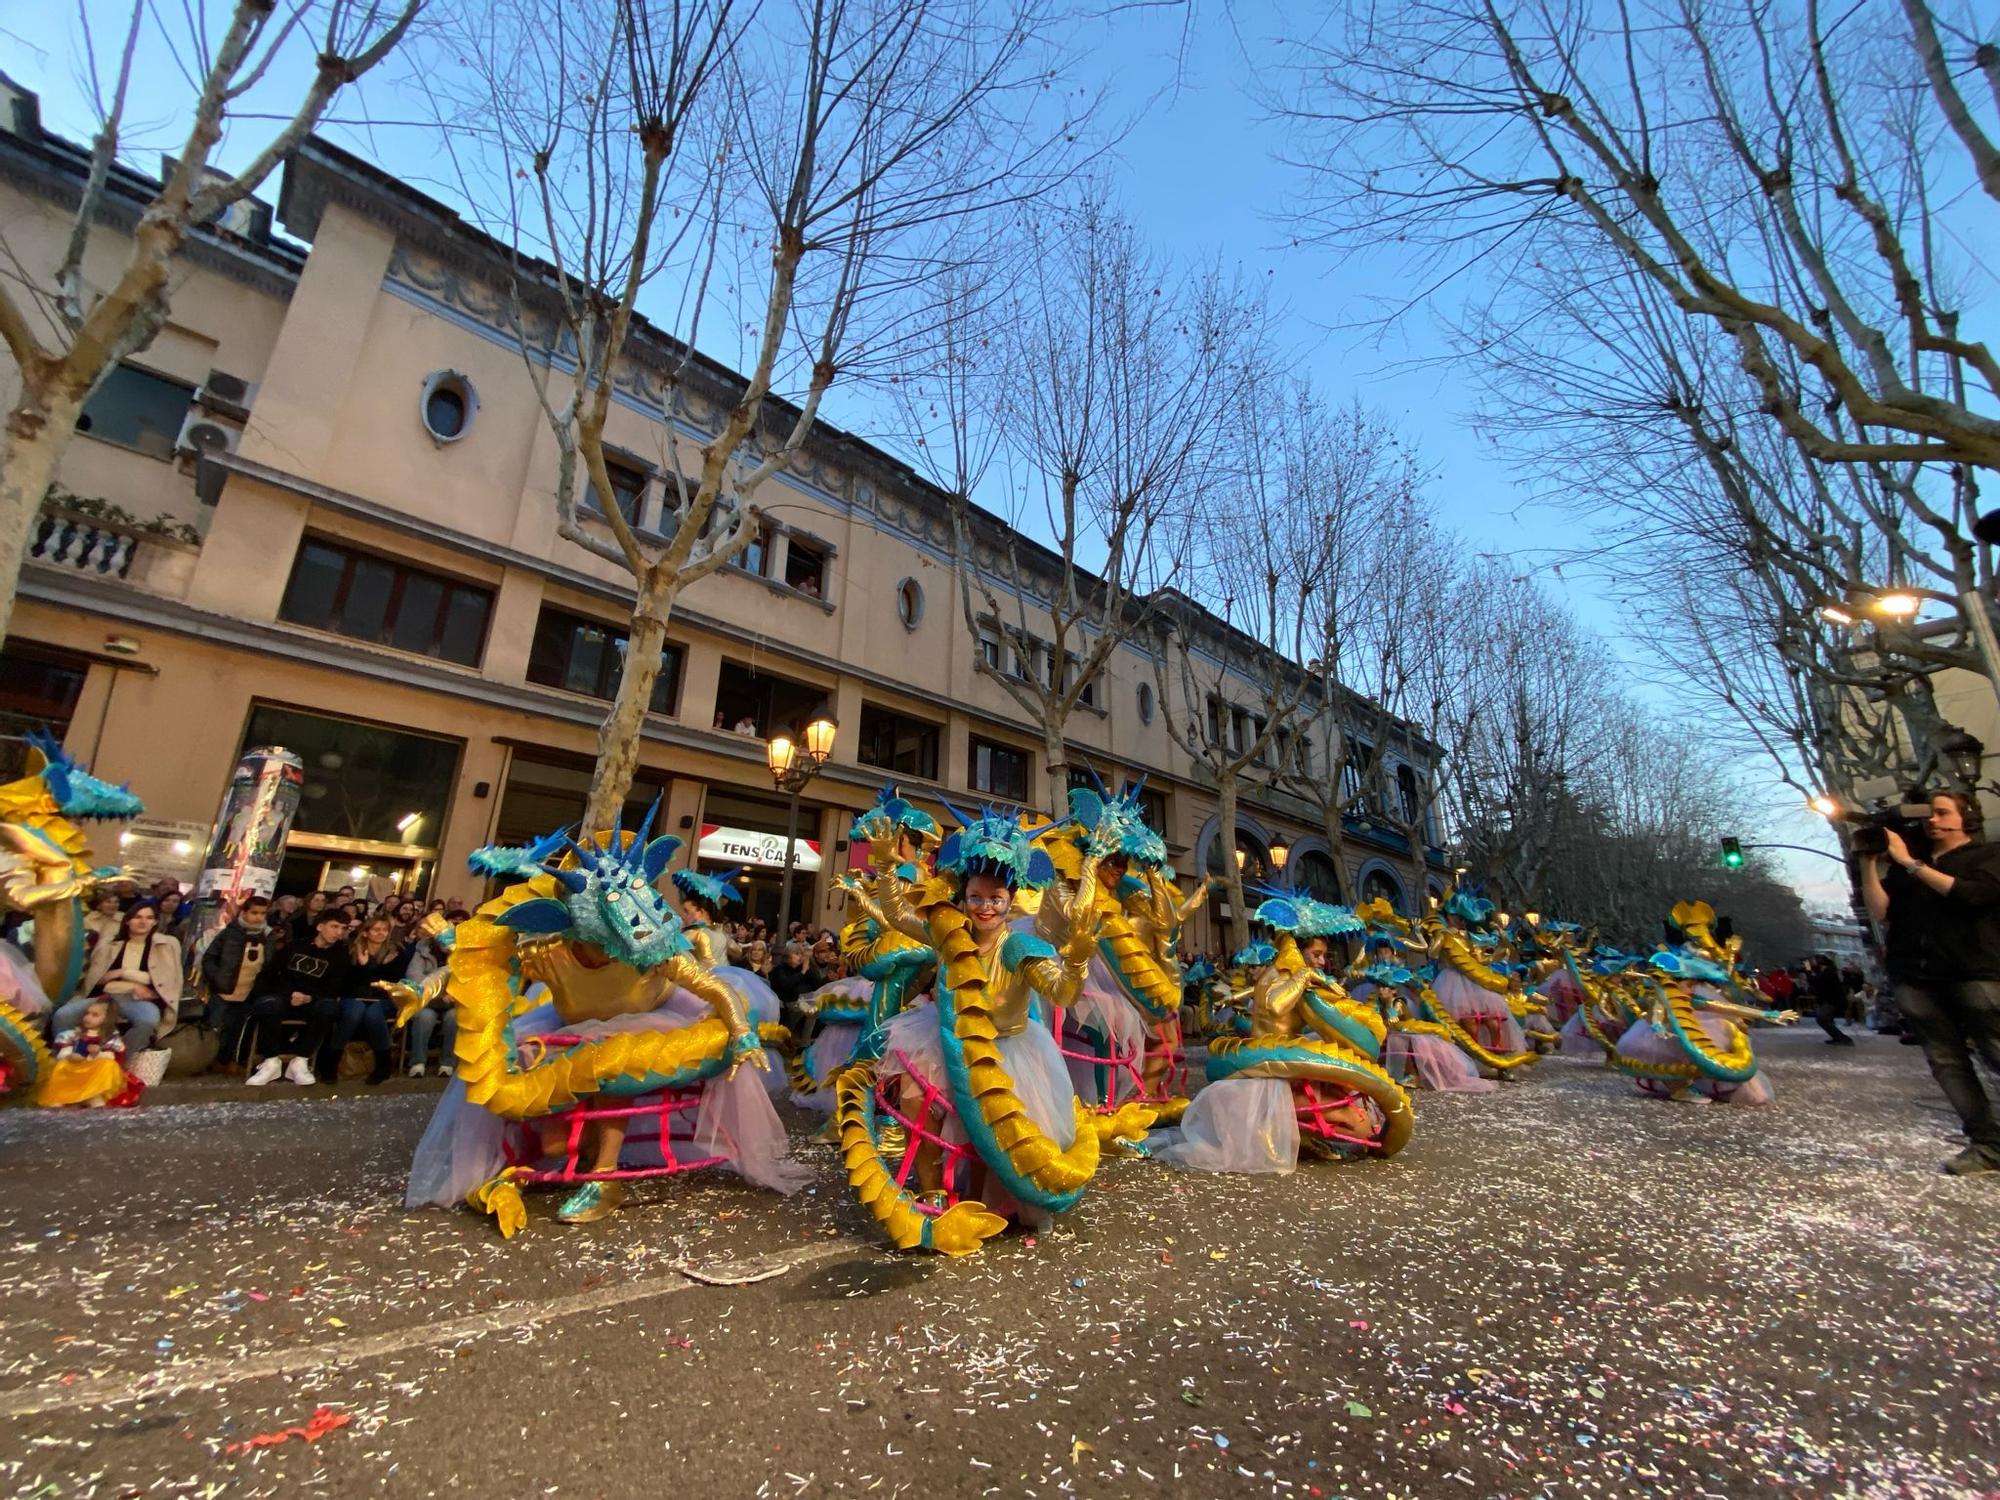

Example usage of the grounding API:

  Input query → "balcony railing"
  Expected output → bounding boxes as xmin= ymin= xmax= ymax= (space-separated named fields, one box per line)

xmin=29 ymin=505 xmax=201 ymax=598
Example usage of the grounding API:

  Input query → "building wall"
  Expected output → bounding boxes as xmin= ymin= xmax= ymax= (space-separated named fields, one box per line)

xmin=3 ymin=126 xmax=1445 ymax=944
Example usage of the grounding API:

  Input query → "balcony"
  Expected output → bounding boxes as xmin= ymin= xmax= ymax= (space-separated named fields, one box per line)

xmin=29 ymin=499 xmax=201 ymax=599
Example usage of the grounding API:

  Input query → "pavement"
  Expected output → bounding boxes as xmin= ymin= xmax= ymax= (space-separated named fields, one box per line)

xmin=0 ymin=1029 xmax=1995 ymax=1500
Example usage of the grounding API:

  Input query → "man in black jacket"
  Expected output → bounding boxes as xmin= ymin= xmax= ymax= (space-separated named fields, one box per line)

xmin=200 ymin=896 xmax=276 ymax=1072
xmin=245 ymin=912 xmax=351 ymax=1086
xmin=1862 ymin=791 xmax=2000 ymax=1174
xmin=768 ymin=941 xmax=817 ymax=1030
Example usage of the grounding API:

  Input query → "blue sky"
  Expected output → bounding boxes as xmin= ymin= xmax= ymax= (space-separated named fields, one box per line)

xmin=12 ymin=1 xmax=1849 ymax=902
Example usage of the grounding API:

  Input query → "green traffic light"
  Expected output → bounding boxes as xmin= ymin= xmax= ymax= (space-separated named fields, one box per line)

xmin=1720 ymin=837 xmax=1745 ymax=869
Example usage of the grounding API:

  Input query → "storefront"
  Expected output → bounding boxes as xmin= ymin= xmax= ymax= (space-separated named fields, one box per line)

xmin=236 ymin=702 xmax=461 ymax=899
xmin=697 ymin=787 xmax=827 ymax=930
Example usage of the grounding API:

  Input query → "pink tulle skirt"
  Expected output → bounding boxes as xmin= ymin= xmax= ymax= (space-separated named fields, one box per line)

xmin=1537 ymin=969 xmax=1586 ymax=1027
xmin=1152 ymin=1077 xmax=1298 ymax=1174
xmin=1058 ymin=956 xmax=1149 ymax=1106
xmin=1434 ymin=968 xmax=1529 ymax=1054
xmin=0 ymin=940 xmax=49 ymax=1017
xmin=1613 ymin=1015 xmax=1773 ymax=1104
xmin=1385 ymin=1031 xmax=1499 ymax=1092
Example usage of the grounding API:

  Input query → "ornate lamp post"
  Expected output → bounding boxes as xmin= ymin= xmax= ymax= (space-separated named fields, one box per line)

xmin=766 ymin=711 xmax=837 ymax=930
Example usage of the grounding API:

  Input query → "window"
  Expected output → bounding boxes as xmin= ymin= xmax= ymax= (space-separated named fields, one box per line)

xmin=1340 ymin=743 xmax=1372 ymax=804
xmin=732 ymin=526 xmax=769 ymax=576
xmin=527 ymin=606 xmax=683 ymax=713
xmin=1396 ymin=764 xmax=1422 ymax=823
xmin=896 ymin=577 xmax=925 ymax=629
xmin=586 ymin=457 xmax=650 ymax=530
xmin=243 ymin=703 xmax=460 ymax=847
xmin=1138 ymin=788 xmax=1168 ymax=837
xmin=1360 ymin=866 xmax=1407 ymax=913
xmin=0 ymin=643 xmax=89 ymax=780
xmin=977 ymin=629 xmax=1002 ymax=671
xmin=279 ymin=538 xmax=492 ymax=666
xmin=859 ymin=703 xmax=940 ymax=780
xmin=1250 ymin=716 xmax=1270 ymax=767
xmin=1137 ymin=681 xmax=1154 ymax=724
xmin=969 ymin=737 xmax=1030 ymax=801
xmin=76 ymin=364 xmax=193 ymax=459
xmin=418 ymin=370 xmax=478 ymax=443
xmin=1008 ymin=640 xmax=1037 ymax=682
xmin=1205 ymin=696 xmax=1226 ymax=748
xmin=785 ymin=538 xmax=826 ymax=597
xmin=1064 ymin=654 xmax=1098 ymax=709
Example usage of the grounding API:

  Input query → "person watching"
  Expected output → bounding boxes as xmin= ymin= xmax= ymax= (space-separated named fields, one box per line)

xmin=246 ymin=911 xmax=352 ymax=1086
xmin=1861 ymin=791 xmax=2000 ymax=1174
xmin=200 ymin=895 xmax=277 ymax=1072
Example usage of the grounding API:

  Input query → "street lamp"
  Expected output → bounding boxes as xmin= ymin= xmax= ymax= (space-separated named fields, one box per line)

xmin=1807 ymin=792 xmax=1843 ymax=818
xmin=766 ymin=710 xmax=837 ymax=931
xmin=1233 ymin=846 xmax=1248 ymax=870
xmin=1942 ymin=730 xmax=1986 ymax=788
xmin=1269 ymin=839 xmax=1290 ymax=871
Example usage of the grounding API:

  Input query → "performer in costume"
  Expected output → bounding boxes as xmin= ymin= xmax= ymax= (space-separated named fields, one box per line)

xmin=36 ymin=996 xmax=140 ymax=1107
xmin=1346 ymin=941 xmax=1497 ymax=1095
xmin=834 ymin=803 xmax=1151 ymax=1255
xmin=1152 ymin=891 xmax=1413 ymax=1174
xmin=390 ymin=813 xmax=805 ymax=1234
xmin=1406 ymin=888 xmax=1540 ymax=1075
xmin=1611 ymin=900 xmax=1797 ymax=1103
xmin=670 ymin=865 xmax=788 ymax=1083
xmin=1034 ymin=784 xmax=1199 ymax=1120
xmin=791 ymin=786 xmax=938 ymax=1111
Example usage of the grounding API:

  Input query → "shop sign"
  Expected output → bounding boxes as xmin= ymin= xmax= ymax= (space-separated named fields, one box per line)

xmin=698 ymin=823 xmax=821 ymax=871
xmin=118 ymin=818 xmax=211 ymax=890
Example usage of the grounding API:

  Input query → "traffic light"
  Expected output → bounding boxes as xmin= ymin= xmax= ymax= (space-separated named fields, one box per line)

xmin=1720 ymin=837 xmax=1745 ymax=869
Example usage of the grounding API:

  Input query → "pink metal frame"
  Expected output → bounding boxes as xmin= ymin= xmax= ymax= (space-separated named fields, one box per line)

xmin=500 ymin=1038 xmax=729 ymax=1185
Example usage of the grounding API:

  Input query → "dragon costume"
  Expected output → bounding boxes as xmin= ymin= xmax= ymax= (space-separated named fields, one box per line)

xmin=0 ymin=734 xmax=143 ymax=1099
xmin=1034 ymin=783 xmax=1199 ymax=1121
xmin=835 ymin=804 xmax=1152 ymax=1256
xmin=792 ymin=786 xmax=938 ymax=1106
xmin=1153 ymin=891 xmax=1413 ymax=1173
xmin=391 ymin=808 xmax=802 ymax=1234
xmin=1406 ymin=888 xmax=1541 ymax=1074
xmin=1609 ymin=901 xmax=1796 ymax=1102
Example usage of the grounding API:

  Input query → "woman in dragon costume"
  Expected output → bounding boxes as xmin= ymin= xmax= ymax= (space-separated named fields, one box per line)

xmin=1609 ymin=901 xmax=1797 ymax=1103
xmin=394 ymin=810 xmax=806 ymax=1233
xmin=1349 ymin=900 xmax=1537 ymax=1083
xmin=1152 ymin=891 xmax=1413 ymax=1174
xmin=790 ymin=786 xmax=938 ymax=1111
xmin=1033 ymin=784 xmax=1199 ymax=1120
xmin=1411 ymin=889 xmax=1541 ymax=1074
xmin=668 ymin=864 xmax=788 ymax=1083
xmin=833 ymin=803 xmax=1150 ymax=1256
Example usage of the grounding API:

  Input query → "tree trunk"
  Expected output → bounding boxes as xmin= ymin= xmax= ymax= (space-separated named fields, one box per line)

xmin=584 ymin=572 xmax=676 ymax=829
xmin=0 ymin=393 xmax=80 ymax=649
xmin=1321 ymin=800 xmax=1347 ymax=902
xmin=1217 ymin=771 xmax=1246 ymax=951
xmin=1043 ymin=715 xmax=1070 ymax=819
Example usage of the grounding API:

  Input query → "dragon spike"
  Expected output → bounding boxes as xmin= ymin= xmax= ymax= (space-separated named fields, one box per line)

xmin=549 ymin=866 xmax=589 ymax=894
xmin=937 ymin=796 xmax=977 ymax=831
xmin=565 ymin=835 xmax=603 ymax=872
xmin=610 ymin=805 xmax=626 ymax=859
xmin=630 ymin=797 xmax=662 ymax=861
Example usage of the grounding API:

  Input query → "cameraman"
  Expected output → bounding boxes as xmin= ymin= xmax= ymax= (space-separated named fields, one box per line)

xmin=1860 ymin=791 xmax=2000 ymax=1174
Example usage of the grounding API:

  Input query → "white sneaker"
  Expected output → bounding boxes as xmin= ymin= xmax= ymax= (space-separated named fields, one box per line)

xmin=406 ymin=1063 xmax=426 ymax=1078
xmin=284 ymin=1057 xmax=316 ymax=1086
xmin=246 ymin=1057 xmax=284 ymax=1086
xmin=437 ymin=1064 xmax=453 ymax=1078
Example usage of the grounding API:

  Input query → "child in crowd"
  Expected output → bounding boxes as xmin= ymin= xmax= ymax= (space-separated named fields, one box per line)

xmin=38 ymin=997 xmax=137 ymax=1108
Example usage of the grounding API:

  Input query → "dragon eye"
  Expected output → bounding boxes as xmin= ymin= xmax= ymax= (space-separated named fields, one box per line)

xmin=607 ymin=890 xmax=623 ymax=902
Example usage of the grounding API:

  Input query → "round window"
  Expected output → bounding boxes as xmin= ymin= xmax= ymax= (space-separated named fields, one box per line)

xmin=1137 ymin=680 xmax=1155 ymax=724
xmin=419 ymin=370 xmax=477 ymax=443
xmin=895 ymin=576 xmax=925 ymax=629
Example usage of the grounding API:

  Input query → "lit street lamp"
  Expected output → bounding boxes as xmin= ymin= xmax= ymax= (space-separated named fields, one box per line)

xmin=1269 ymin=839 xmax=1290 ymax=871
xmin=766 ymin=711 xmax=837 ymax=930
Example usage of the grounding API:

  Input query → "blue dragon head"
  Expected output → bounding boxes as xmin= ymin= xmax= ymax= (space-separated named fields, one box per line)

xmin=469 ymin=801 xmax=691 ymax=970
xmin=670 ymin=865 xmax=744 ymax=915
xmin=1064 ymin=778 xmax=1166 ymax=869
xmin=934 ymin=805 xmax=1057 ymax=892
xmin=1443 ymin=888 xmax=1496 ymax=927
xmin=850 ymin=783 xmax=941 ymax=848
xmin=18 ymin=731 xmax=143 ymax=821
xmin=1252 ymin=887 xmax=1366 ymax=941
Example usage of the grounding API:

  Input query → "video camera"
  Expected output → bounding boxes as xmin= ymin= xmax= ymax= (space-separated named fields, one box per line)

xmin=1821 ymin=777 xmax=1932 ymax=860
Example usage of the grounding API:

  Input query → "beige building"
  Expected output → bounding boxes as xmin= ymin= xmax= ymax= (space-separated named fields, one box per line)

xmin=0 ymin=87 xmax=1445 ymax=950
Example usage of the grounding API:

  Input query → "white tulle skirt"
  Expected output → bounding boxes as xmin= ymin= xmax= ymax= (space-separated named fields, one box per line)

xmin=877 ymin=1003 xmax=1077 ymax=1150
xmin=1613 ymin=1015 xmax=1774 ymax=1104
xmin=0 ymin=940 xmax=49 ymax=1017
xmin=1059 ymin=955 xmax=1149 ymax=1107
xmin=790 ymin=976 xmax=875 ymax=1111
xmin=1537 ymin=968 xmax=1586 ymax=1026
xmin=1434 ymin=968 xmax=1530 ymax=1054
xmin=1384 ymin=1031 xmax=1499 ymax=1093
xmin=405 ymin=997 xmax=810 ymax=1209
xmin=1560 ymin=1007 xmax=1610 ymax=1059
xmin=1151 ymin=1077 xmax=1298 ymax=1174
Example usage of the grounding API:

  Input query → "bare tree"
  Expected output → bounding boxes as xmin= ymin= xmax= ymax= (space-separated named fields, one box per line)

xmin=917 ymin=198 xmax=1263 ymax=815
xmin=1150 ymin=371 xmax=1334 ymax=942
xmin=433 ymin=0 xmax=1083 ymax=824
xmin=0 ymin=0 xmax=423 ymax=646
xmin=1276 ymin=0 xmax=2000 ymax=693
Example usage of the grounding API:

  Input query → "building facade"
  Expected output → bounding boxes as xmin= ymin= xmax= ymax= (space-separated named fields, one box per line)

xmin=0 ymin=92 xmax=1445 ymax=951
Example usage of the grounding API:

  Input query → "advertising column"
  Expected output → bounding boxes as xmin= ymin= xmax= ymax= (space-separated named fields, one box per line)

xmin=185 ymin=747 xmax=306 ymax=972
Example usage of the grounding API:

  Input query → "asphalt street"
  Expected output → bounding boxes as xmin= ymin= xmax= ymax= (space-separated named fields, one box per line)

xmin=1 ymin=1029 xmax=1994 ymax=1500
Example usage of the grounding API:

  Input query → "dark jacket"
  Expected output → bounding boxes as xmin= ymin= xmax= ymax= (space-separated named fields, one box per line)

xmin=769 ymin=961 xmax=815 ymax=1013
xmin=1885 ymin=842 xmax=2000 ymax=984
xmin=345 ymin=942 xmax=409 ymax=1000
xmin=201 ymin=920 xmax=277 ymax=997
xmin=252 ymin=937 xmax=353 ymax=1004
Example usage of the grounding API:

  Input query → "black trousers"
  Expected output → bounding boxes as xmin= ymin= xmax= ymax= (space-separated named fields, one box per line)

xmin=1896 ymin=980 xmax=2000 ymax=1154
xmin=1814 ymin=996 xmax=1851 ymax=1041
xmin=251 ymin=994 xmax=340 ymax=1062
